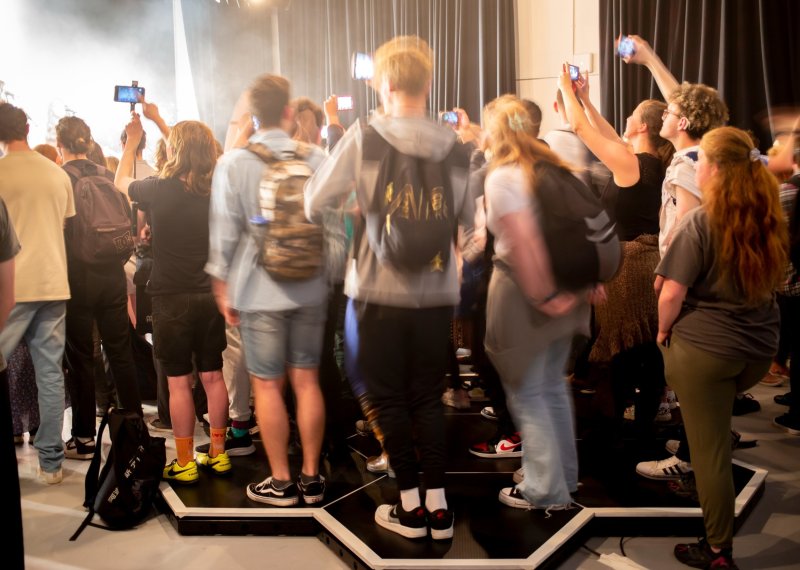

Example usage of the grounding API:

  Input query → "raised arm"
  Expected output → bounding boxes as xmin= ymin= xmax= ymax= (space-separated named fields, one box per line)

xmin=621 ymin=35 xmax=680 ymax=100
xmin=575 ymin=73 xmax=623 ymax=143
xmin=115 ymin=113 xmax=144 ymax=198
xmin=557 ymin=64 xmax=639 ymax=187
xmin=141 ymin=99 xmax=170 ymax=139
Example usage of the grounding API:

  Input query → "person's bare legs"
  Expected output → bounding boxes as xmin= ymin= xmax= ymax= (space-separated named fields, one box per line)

xmin=251 ymin=373 xmax=291 ymax=481
xmin=288 ymin=366 xmax=325 ymax=477
xmin=199 ymin=369 xmax=228 ymax=430
xmin=167 ymin=374 xmax=195 ymax=439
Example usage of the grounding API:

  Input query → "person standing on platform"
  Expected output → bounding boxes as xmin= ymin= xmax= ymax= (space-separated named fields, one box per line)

xmin=207 ymin=74 xmax=328 ymax=505
xmin=305 ymin=35 xmax=473 ymax=540
xmin=655 ymin=127 xmax=786 ymax=569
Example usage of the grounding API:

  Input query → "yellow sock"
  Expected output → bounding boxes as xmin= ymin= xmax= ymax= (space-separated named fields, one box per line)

xmin=210 ymin=428 xmax=227 ymax=458
xmin=175 ymin=437 xmax=194 ymax=466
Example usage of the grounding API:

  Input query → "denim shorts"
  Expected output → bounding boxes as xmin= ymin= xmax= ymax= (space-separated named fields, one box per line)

xmin=239 ymin=302 xmax=327 ymax=379
xmin=151 ymin=292 xmax=226 ymax=376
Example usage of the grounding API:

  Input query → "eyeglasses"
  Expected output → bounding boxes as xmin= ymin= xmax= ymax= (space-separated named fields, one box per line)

xmin=662 ymin=109 xmax=682 ymax=120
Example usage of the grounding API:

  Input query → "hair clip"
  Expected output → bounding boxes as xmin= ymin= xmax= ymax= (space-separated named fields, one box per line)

xmin=749 ymin=148 xmax=760 ymax=162
xmin=508 ymin=112 xmax=526 ymax=133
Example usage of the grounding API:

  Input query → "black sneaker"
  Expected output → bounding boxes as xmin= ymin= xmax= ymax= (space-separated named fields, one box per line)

xmin=775 ymin=392 xmax=791 ymax=407
xmin=246 ymin=476 xmax=299 ymax=507
xmin=773 ymin=413 xmax=800 ymax=436
xmin=732 ymin=393 xmax=760 ymax=416
xmin=427 ymin=508 xmax=454 ymax=540
xmin=195 ymin=429 xmax=256 ymax=457
xmin=297 ymin=474 xmax=326 ymax=504
xmin=374 ymin=503 xmax=427 ymax=539
xmin=64 ymin=437 xmax=95 ymax=460
xmin=674 ymin=538 xmax=738 ymax=569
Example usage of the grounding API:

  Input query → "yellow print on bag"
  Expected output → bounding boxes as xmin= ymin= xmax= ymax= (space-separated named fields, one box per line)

xmin=384 ymin=183 xmax=449 ymax=236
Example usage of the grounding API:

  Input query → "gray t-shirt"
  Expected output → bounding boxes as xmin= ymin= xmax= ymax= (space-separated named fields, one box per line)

xmin=656 ymin=208 xmax=779 ymax=361
xmin=0 ymin=197 xmax=21 ymax=371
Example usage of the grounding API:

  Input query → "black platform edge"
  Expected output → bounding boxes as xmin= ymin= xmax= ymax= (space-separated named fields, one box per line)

xmin=585 ymin=459 xmax=766 ymax=538
xmin=158 ymin=459 xmax=767 ymax=569
xmin=316 ymin=508 xmax=595 ymax=569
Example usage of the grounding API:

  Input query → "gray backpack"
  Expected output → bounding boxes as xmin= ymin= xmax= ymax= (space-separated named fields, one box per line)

xmin=64 ymin=163 xmax=134 ymax=264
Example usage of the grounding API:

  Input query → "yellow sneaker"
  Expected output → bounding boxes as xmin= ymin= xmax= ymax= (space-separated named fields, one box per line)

xmin=163 ymin=459 xmax=199 ymax=484
xmin=196 ymin=451 xmax=232 ymax=476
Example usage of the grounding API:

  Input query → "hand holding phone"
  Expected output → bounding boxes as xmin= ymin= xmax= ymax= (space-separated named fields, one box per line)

xmin=568 ymin=65 xmax=580 ymax=82
xmin=114 ymin=85 xmax=145 ymax=104
xmin=440 ymin=111 xmax=458 ymax=126
xmin=617 ymin=35 xmax=636 ymax=58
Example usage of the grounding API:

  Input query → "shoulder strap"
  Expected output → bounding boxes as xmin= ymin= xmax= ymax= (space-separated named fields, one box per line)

xmin=69 ymin=411 xmax=111 ymax=541
xmin=62 ymin=163 xmax=81 ymax=180
xmin=246 ymin=143 xmax=277 ymax=164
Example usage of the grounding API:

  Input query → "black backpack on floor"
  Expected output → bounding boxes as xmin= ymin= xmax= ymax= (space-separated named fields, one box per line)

xmin=70 ymin=409 xmax=166 ymax=540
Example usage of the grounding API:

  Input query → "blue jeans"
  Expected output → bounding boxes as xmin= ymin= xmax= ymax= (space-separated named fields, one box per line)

xmin=504 ymin=335 xmax=577 ymax=506
xmin=0 ymin=301 xmax=67 ymax=473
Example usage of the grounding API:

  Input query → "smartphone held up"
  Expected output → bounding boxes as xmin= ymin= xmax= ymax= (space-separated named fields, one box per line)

xmin=440 ymin=111 xmax=458 ymax=126
xmin=114 ymin=85 xmax=145 ymax=104
xmin=568 ymin=64 xmax=580 ymax=82
xmin=617 ymin=35 xmax=636 ymax=58
xmin=337 ymin=95 xmax=354 ymax=111
xmin=351 ymin=52 xmax=373 ymax=81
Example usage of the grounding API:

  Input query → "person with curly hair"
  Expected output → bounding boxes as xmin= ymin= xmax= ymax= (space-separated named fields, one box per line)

xmin=654 ymin=127 xmax=786 ymax=569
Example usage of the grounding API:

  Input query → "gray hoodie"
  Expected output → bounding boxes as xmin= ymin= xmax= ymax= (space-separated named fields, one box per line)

xmin=305 ymin=115 xmax=473 ymax=308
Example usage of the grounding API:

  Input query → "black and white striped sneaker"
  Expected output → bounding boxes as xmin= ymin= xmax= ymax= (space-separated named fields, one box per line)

xmin=246 ymin=476 xmax=299 ymax=507
xmin=635 ymin=456 xmax=693 ymax=480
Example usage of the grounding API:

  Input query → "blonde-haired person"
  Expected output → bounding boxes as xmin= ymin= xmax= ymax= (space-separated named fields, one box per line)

xmin=306 ymin=35 xmax=474 ymax=539
xmin=647 ymin=127 xmax=786 ymax=569
xmin=128 ymin=117 xmax=230 ymax=484
xmin=482 ymin=94 xmax=596 ymax=511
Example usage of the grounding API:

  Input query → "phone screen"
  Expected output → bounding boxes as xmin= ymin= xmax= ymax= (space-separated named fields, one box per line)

xmin=351 ymin=52 xmax=374 ymax=81
xmin=114 ymin=85 xmax=145 ymax=104
xmin=337 ymin=96 xmax=354 ymax=111
xmin=441 ymin=111 xmax=458 ymax=126
xmin=617 ymin=36 xmax=635 ymax=58
xmin=568 ymin=65 xmax=580 ymax=81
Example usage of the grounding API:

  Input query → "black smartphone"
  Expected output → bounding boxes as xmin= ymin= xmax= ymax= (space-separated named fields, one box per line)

xmin=617 ymin=36 xmax=636 ymax=58
xmin=114 ymin=85 xmax=145 ymax=104
xmin=351 ymin=52 xmax=374 ymax=81
xmin=337 ymin=95 xmax=354 ymax=111
xmin=440 ymin=111 xmax=458 ymax=126
xmin=568 ymin=65 xmax=580 ymax=82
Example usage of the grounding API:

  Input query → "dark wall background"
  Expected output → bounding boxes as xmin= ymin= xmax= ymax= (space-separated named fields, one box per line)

xmin=600 ymin=0 xmax=800 ymax=150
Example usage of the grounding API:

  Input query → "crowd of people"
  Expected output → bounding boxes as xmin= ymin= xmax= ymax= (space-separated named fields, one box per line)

xmin=2 ymin=32 xmax=799 ymax=569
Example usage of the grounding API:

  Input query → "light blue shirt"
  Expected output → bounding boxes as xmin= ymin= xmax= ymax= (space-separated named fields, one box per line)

xmin=205 ymin=129 xmax=327 ymax=312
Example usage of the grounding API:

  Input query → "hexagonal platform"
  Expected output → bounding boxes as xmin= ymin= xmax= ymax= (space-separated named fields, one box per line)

xmin=160 ymin=408 xmax=766 ymax=569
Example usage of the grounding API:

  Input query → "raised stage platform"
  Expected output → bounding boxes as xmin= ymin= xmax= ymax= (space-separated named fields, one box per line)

xmin=159 ymin=401 xmax=766 ymax=569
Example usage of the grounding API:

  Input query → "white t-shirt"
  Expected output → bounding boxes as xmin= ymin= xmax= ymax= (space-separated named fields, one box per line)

xmin=659 ymin=146 xmax=701 ymax=257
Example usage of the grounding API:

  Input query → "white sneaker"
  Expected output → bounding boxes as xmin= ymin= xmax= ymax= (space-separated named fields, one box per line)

xmin=512 ymin=467 xmax=524 ymax=484
xmin=636 ymin=456 xmax=692 ymax=480
xmin=38 ymin=466 xmax=63 ymax=485
xmin=665 ymin=440 xmax=681 ymax=455
xmin=666 ymin=389 xmax=678 ymax=409
xmin=480 ymin=406 xmax=497 ymax=421
xmin=498 ymin=487 xmax=571 ymax=511
xmin=654 ymin=403 xmax=672 ymax=423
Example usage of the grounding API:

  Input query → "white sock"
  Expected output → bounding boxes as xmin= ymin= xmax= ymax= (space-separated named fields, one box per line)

xmin=400 ymin=487 xmax=421 ymax=512
xmin=425 ymin=487 xmax=447 ymax=512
